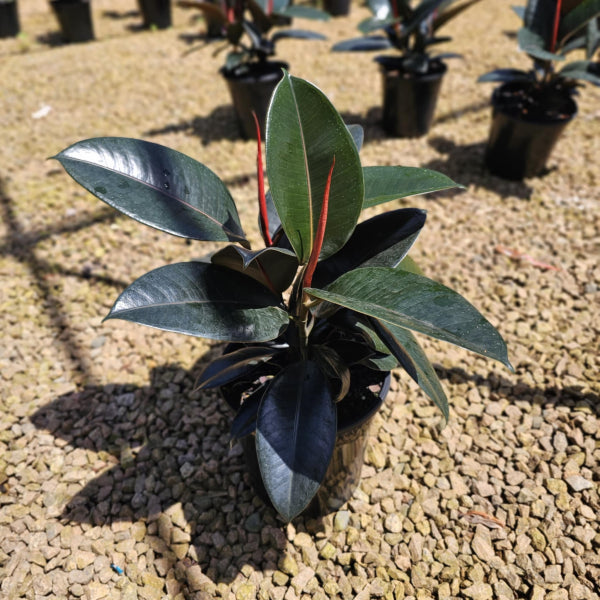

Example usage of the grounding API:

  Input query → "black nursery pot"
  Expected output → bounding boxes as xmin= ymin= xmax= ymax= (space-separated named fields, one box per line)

xmin=50 ymin=0 xmax=94 ymax=43
xmin=221 ymin=61 xmax=288 ymax=140
xmin=138 ymin=0 xmax=171 ymax=29
xmin=379 ymin=58 xmax=447 ymax=138
xmin=0 ymin=1 xmax=20 ymax=39
xmin=221 ymin=366 xmax=391 ymax=518
xmin=484 ymin=81 xmax=578 ymax=180
xmin=323 ymin=0 xmax=351 ymax=17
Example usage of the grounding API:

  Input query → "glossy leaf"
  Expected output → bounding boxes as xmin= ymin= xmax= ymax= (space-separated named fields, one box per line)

xmin=271 ymin=29 xmax=327 ymax=43
xmin=367 ymin=0 xmax=393 ymax=19
xmin=211 ymin=245 xmax=299 ymax=293
xmin=363 ymin=166 xmax=461 ymax=208
xmin=403 ymin=0 xmax=447 ymax=35
xmin=182 ymin=1 xmax=227 ymax=24
xmin=586 ymin=17 xmax=600 ymax=57
xmin=559 ymin=0 xmax=600 ymax=47
xmin=332 ymin=36 xmax=393 ymax=52
xmin=523 ymin=0 xmax=554 ymax=40
xmin=477 ymin=69 xmax=533 ymax=83
xmin=256 ymin=361 xmax=336 ymax=521
xmin=518 ymin=26 xmax=565 ymax=60
xmin=231 ymin=385 xmax=265 ymax=440
xmin=312 ymin=208 xmax=427 ymax=288
xmin=105 ymin=262 xmax=289 ymax=342
xmin=358 ymin=16 xmax=398 ymax=34
xmin=368 ymin=318 xmax=449 ymax=423
xmin=195 ymin=345 xmax=282 ymax=389
xmin=279 ymin=5 xmax=331 ymax=20
xmin=306 ymin=267 xmax=512 ymax=369
xmin=559 ymin=59 xmax=600 ymax=84
xmin=266 ymin=72 xmax=364 ymax=263
xmin=54 ymin=138 xmax=248 ymax=245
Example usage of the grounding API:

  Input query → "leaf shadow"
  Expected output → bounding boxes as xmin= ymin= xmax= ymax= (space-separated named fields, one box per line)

xmin=437 ymin=366 xmax=600 ymax=417
xmin=423 ymin=136 xmax=535 ymax=200
xmin=30 ymin=357 xmax=326 ymax=588
xmin=144 ymin=105 xmax=242 ymax=145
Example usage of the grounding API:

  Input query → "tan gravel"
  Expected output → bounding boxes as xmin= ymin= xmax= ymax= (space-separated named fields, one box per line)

xmin=1 ymin=1 xmax=599 ymax=599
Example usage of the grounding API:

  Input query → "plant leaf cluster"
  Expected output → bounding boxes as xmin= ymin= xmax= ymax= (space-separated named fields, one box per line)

xmin=479 ymin=0 xmax=600 ymax=89
xmin=54 ymin=72 xmax=511 ymax=522
xmin=179 ymin=0 xmax=329 ymax=74
xmin=332 ymin=0 xmax=482 ymax=73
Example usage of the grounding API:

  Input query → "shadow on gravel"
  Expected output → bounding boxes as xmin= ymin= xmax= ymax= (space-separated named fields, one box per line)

xmin=0 ymin=177 xmax=126 ymax=385
xmin=340 ymin=108 xmax=387 ymax=144
xmin=438 ymin=366 xmax=600 ymax=416
xmin=424 ymin=136 xmax=534 ymax=200
xmin=144 ymin=105 xmax=242 ymax=145
xmin=30 ymin=357 xmax=315 ymax=589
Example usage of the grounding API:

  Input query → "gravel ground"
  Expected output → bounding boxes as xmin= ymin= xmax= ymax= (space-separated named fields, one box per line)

xmin=1 ymin=1 xmax=599 ymax=599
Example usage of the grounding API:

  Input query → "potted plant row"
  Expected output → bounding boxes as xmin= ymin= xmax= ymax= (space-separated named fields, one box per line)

xmin=333 ymin=0 xmax=482 ymax=137
xmin=54 ymin=72 xmax=511 ymax=522
xmin=179 ymin=0 xmax=329 ymax=139
xmin=478 ymin=0 xmax=600 ymax=180
xmin=0 ymin=0 xmax=20 ymax=38
xmin=50 ymin=0 xmax=94 ymax=43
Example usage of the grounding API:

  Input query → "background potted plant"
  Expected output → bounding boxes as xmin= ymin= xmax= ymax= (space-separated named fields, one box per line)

xmin=180 ymin=0 xmax=329 ymax=139
xmin=332 ymin=0 xmax=482 ymax=137
xmin=138 ymin=0 xmax=172 ymax=29
xmin=0 ymin=0 xmax=20 ymax=39
xmin=478 ymin=0 xmax=600 ymax=180
xmin=50 ymin=0 xmax=94 ymax=43
xmin=53 ymin=72 xmax=511 ymax=522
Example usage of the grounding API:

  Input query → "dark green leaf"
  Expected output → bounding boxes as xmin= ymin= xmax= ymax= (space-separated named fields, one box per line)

xmin=368 ymin=318 xmax=449 ymax=423
xmin=306 ymin=267 xmax=513 ymax=369
xmin=312 ymin=208 xmax=427 ymax=288
xmin=558 ymin=59 xmax=600 ymax=84
xmin=477 ymin=69 xmax=534 ymax=83
xmin=211 ymin=245 xmax=299 ymax=293
xmin=518 ymin=26 xmax=565 ymax=60
xmin=231 ymin=385 xmax=265 ymax=440
xmin=53 ymin=137 xmax=248 ymax=245
xmin=367 ymin=0 xmax=393 ymax=19
xmin=559 ymin=0 xmax=600 ymax=47
xmin=332 ymin=36 xmax=393 ymax=52
xmin=358 ymin=16 xmax=398 ymax=34
xmin=106 ymin=262 xmax=289 ymax=342
xmin=363 ymin=166 xmax=461 ymax=208
xmin=586 ymin=17 xmax=600 ymax=58
xmin=256 ymin=361 xmax=336 ymax=521
xmin=279 ymin=5 xmax=331 ymax=20
xmin=523 ymin=0 xmax=554 ymax=40
xmin=266 ymin=72 xmax=364 ymax=263
xmin=196 ymin=346 xmax=282 ymax=389
xmin=271 ymin=29 xmax=327 ymax=43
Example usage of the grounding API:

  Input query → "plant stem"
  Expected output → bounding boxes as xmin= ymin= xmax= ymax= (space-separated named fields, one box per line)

xmin=252 ymin=111 xmax=272 ymax=247
xmin=550 ymin=0 xmax=562 ymax=53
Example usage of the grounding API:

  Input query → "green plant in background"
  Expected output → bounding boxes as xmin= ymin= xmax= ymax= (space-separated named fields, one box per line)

xmin=332 ymin=0 xmax=482 ymax=73
xmin=54 ymin=72 xmax=511 ymax=522
xmin=478 ymin=0 xmax=600 ymax=96
xmin=179 ymin=0 xmax=329 ymax=74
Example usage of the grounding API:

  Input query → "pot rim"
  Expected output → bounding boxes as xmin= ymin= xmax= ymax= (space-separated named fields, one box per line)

xmin=220 ymin=60 xmax=289 ymax=83
xmin=491 ymin=80 xmax=578 ymax=126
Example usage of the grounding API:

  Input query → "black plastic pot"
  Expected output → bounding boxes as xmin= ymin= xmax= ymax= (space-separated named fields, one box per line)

xmin=138 ymin=0 xmax=171 ymax=29
xmin=50 ymin=0 xmax=94 ymax=43
xmin=221 ymin=61 xmax=288 ymax=140
xmin=0 ymin=1 xmax=20 ymax=39
xmin=379 ymin=58 xmax=447 ymax=138
xmin=323 ymin=0 xmax=351 ymax=17
xmin=221 ymin=366 xmax=391 ymax=518
xmin=484 ymin=81 xmax=578 ymax=180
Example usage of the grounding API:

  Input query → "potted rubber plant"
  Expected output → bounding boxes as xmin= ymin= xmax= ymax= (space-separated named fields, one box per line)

xmin=179 ymin=0 xmax=329 ymax=138
xmin=53 ymin=72 xmax=511 ymax=522
xmin=478 ymin=0 xmax=600 ymax=180
xmin=50 ymin=0 xmax=94 ymax=43
xmin=138 ymin=0 xmax=172 ymax=29
xmin=332 ymin=0 xmax=482 ymax=137
xmin=0 ymin=0 xmax=20 ymax=39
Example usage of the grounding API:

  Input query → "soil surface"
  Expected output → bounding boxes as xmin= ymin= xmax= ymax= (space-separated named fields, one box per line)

xmin=1 ymin=1 xmax=599 ymax=599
